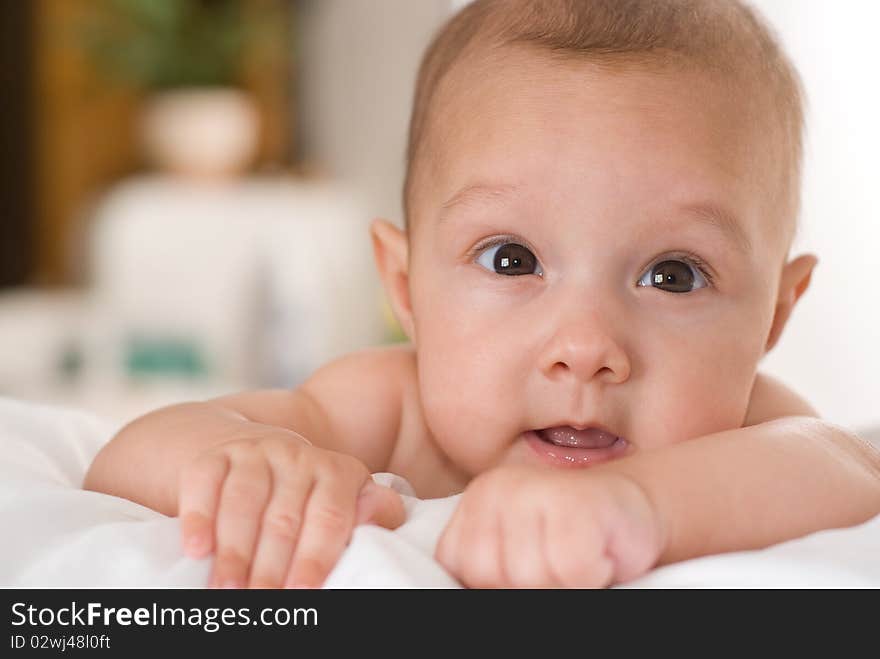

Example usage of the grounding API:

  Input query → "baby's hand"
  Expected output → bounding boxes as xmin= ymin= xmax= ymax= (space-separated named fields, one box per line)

xmin=435 ymin=466 xmax=663 ymax=588
xmin=178 ymin=431 xmax=405 ymax=588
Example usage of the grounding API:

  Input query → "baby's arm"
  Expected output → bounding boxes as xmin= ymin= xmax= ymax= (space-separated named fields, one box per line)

xmin=642 ymin=372 xmax=880 ymax=564
xmin=614 ymin=415 xmax=880 ymax=568
xmin=84 ymin=345 xmax=412 ymax=587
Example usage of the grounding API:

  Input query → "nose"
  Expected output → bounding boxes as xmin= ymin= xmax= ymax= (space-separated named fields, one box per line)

xmin=538 ymin=309 xmax=631 ymax=385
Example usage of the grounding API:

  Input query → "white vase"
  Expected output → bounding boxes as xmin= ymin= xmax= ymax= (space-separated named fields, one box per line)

xmin=139 ymin=87 xmax=260 ymax=179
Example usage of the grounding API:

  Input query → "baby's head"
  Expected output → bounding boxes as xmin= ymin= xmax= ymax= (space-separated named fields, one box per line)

xmin=372 ymin=0 xmax=816 ymax=478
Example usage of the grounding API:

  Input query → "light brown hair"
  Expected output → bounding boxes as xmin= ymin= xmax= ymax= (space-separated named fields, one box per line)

xmin=403 ymin=0 xmax=805 ymax=234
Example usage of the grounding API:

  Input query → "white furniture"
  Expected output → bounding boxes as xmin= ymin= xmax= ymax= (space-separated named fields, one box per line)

xmin=0 ymin=175 xmax=388 ymax=423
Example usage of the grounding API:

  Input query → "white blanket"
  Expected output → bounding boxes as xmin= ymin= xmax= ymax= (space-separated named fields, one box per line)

xmin=2 ymin=396 xmax=878 ymax=588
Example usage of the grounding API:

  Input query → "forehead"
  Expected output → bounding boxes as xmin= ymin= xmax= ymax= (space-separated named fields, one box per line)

xmin=414 ymin=47 xmax=781 ymax=251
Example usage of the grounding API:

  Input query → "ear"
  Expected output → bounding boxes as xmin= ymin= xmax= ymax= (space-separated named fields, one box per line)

xmin=370 ymin=219 xmax=416 ymax=343
xmin=764 ymin=253 xmax=818 ymax=353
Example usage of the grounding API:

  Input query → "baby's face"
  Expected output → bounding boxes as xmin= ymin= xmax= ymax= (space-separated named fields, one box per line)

xmin=406 ymin=49 xmax=790 ymax=476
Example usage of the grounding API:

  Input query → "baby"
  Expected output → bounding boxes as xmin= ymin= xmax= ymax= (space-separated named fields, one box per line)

xmin=85 ymin=0 xmax=880 ymax=588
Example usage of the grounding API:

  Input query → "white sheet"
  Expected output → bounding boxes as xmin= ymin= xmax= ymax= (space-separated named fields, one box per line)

xmin=2 ymin=396 xmax=878 ymax=588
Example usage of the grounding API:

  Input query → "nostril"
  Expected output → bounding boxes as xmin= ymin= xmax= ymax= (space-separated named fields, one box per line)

xmin=548 ymin=361 xmax=617 ymax=381
xmin=541 ymin=333 xmax=631 ymax=384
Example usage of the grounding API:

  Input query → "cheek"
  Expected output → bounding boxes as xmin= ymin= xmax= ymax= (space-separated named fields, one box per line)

xmin=410 ymin=274 xmax=530 ymax=470
xmin=633 ymin=305 xmax=769 ymax=446
xmin=411 ymin=263 xmax=532 ymax=393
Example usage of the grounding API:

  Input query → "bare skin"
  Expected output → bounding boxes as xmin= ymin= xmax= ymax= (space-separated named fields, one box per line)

xmin=84 ymin=344 xmax=880 ymax=588
xmin=85 ymin=48 xmax=880 ymax=589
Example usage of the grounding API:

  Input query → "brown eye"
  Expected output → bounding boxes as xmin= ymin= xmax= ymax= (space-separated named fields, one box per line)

xmin=476 ymin=242 xmax=542 ymax=276
xmin=639 ymin=259 xmax=707 ymax=293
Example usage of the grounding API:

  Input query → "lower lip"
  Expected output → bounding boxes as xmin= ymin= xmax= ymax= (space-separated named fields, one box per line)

xmin=524 ymin=430 xmax=629 ymax=467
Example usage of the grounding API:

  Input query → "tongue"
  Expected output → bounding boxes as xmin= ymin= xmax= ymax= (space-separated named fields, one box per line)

xmin=537 ymin=426 xmax=618 ymax=449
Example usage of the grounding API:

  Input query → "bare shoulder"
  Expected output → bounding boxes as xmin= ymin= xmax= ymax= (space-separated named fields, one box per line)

xmin=303 ymin=343 xmax=417 ymax=396
xmin=299 ymin=343 xmax=418 ymax=471
xmin=744 ymin=371 xmax=820 ymax=426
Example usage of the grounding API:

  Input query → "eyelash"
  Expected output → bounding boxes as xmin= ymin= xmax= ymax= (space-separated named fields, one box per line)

xmin=467 ymin=234 xmax=535 ymax=261
xmin=646 ymin=251 xmax=716 ymax=288
xmin=469 ymin=237 xmax=716 ymax=287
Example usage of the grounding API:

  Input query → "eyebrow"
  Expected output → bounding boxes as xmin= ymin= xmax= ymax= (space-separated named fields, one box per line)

xmin=438 ymin=184 xmax=751 ymax=254
xmin=678 ymin=203 xmax=752 ymax=254
xmin=439 ymin=183 xmax=519 ymax=219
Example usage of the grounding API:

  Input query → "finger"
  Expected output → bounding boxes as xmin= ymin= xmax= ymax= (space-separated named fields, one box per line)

xmin=503 ymin=507 xmax=560 ymax=588
xmin=434 ymin=509 xmax=461 ymax=575
xmin=247 ymin=468 xmax=313 ymax=589
xmin=210 ymin=456 xmax=272 ymax=588
xmin=285 ymin=468 xmax=364 ymax=588
xmin=458 ymin=511 xmax=504 ymax=589
xmin=545 ymin=510 xmax=612 ymax=588
xmin=355 ymin=481 xmax=406 ymax=529
xmin=179 ymin=453 xmax=229 ymax=558
xmin=435 ymin=501 xmax=502 ymax=588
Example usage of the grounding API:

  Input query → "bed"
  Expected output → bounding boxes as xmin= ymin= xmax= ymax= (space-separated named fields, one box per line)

xmin=2 ymin=396 xmax=878 ymax=588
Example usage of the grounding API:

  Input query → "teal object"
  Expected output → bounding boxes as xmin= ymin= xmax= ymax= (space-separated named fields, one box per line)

xmin=125 ymin=336 xmax=208 ymax=378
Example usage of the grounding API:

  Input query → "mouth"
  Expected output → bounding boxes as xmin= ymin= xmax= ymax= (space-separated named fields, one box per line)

xmin=524 ymin=425 xmax=629 ymax=467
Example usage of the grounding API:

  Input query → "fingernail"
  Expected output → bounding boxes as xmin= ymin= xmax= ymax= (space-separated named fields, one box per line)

xmin=184 ymin=534 xmax=208 ymax=557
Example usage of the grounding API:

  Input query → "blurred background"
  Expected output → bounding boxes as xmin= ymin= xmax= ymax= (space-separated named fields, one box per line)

xmin=0 ymin=1 xmax=877 ymax=435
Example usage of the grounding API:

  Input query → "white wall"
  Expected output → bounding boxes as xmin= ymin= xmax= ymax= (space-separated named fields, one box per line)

xmin=749 ymin=1 xmax=880 ymax=431
xmin=295 ymin=0 xmax=451 ymax=224
xmin=296 ymin=1 xmax=880 ymax=432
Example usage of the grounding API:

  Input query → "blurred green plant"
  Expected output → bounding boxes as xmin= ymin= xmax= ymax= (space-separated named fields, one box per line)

xmin=77 ymin=0 xmax=288 ymax=90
